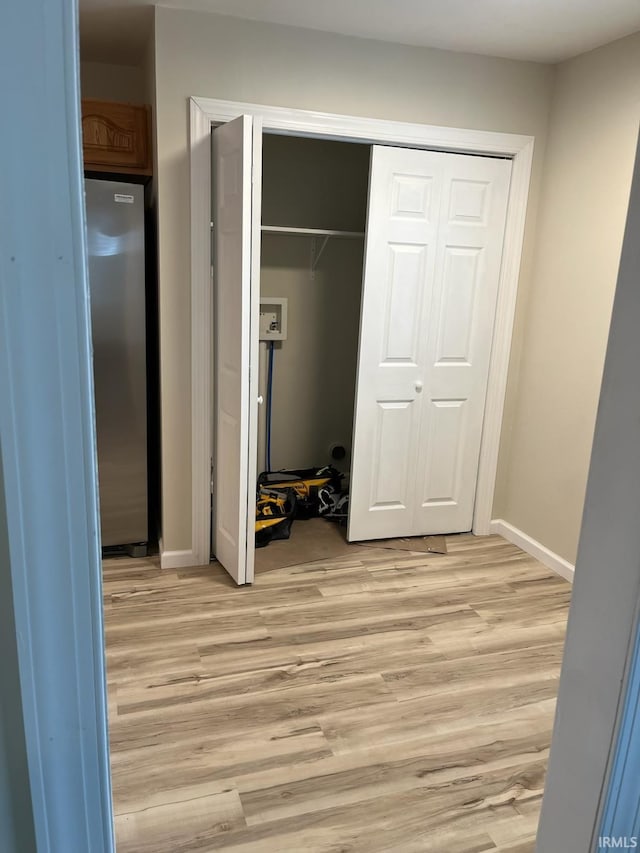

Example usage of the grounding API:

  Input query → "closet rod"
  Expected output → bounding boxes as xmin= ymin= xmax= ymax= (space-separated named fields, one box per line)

xmin=261 ymin=225 xmax=364 ymax=239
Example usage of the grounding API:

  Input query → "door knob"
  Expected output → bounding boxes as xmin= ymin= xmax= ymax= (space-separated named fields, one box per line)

xmin=257 ymin=395 xmax=264 ymax=405
xmin=415 ymin=380 xmax=424 ymax=393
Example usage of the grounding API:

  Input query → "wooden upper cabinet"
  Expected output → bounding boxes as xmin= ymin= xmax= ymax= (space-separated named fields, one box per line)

xmin=81 ymin=100 xmax=152 ymax=176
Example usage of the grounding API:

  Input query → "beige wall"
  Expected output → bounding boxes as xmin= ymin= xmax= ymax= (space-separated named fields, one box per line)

xmin=154 ymin=7 xmax=555 ymax=552
xmin=495 ymin=32 xmax=640 ymax=563
xmin=261 ymin=238 xmax=364 ymax=473
xmin=80 ymin=60 xmax=146 ymax=102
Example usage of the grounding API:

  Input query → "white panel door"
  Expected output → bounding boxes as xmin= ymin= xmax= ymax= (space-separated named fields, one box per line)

xmin=348 ymin=146 xmax=511 ymax=541
xmin=213 ymin=114 xmax=261 ymax=584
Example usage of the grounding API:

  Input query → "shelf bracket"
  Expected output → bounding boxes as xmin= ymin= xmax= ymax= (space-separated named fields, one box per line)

xmin=311 ymin=235 xmax=330 ymax=275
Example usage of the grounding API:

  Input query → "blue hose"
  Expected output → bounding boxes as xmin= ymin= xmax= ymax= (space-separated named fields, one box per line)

xmin=266 ymin=341 xmax=274 ymax=471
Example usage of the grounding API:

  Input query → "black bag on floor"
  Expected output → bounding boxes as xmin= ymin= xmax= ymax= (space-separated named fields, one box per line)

xmin=257 ymin=466 xmax=343 ymax=520
xmin=255 ymin=487 xmax=297 ymax=548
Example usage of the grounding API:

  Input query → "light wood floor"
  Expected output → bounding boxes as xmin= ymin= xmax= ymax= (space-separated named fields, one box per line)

xmin=104 ymin=533 xmax=571 ymax=852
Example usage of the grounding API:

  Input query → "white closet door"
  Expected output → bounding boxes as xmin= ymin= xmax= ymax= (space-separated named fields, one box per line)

xmin=213 ymin=114 xmax=261 ymax=584
xmin=348 ymin=146 xmax=511 ymax=541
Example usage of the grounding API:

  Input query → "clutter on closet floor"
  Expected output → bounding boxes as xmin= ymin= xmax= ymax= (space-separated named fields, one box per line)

xmin=255 ymin=465 xmax=349 ymax=549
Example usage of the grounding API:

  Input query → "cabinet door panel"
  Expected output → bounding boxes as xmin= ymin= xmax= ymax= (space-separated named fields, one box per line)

xmin=82 ymin=100 xmax=151 ymax=175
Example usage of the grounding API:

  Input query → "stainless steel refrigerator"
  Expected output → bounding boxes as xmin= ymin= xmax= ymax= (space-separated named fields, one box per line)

xmin=85 ymin=179 xmax=147 ymax=552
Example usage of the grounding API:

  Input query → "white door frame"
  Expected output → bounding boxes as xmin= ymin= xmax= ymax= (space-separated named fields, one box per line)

xmin=187 ymin=95 xmax=534 ymax=570
xmin=1 ymin=0 xmax=113 ymax=846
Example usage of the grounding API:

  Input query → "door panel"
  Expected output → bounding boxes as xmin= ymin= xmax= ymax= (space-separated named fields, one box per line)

xmin=414 ymin=154 xmax=511 ymax=534
xmin=434 ymin=247 xmax=482 ymax=364
xmin=383 ymin=243 xmax=427 ymax=364
xmin=348 ymin=148 xmax=440 ymax=539
xmin=370 ymin=400 xmax=414 ymax=511
xmin=421 ymin=398 xmax=467 ymax=505
xmin=349 ymin=146 xmax=511 ymax=541
xmin=213 ymin=114 xmax=259 ymax=584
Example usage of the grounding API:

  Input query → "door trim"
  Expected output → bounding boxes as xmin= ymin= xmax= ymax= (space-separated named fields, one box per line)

xmin=187 ymin=96 xmax=535 ymax=570
xmin=189 ymin=101 xmax=214 ymax=568
xmin=536 ymin=130 xmax=640 ymax=853
xmin=1 ymin=0 xmax=113 ymax=846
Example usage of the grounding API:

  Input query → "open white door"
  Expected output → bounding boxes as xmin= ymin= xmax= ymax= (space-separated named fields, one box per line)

xmin=213 ymin=114 xmax=261 ymax=584
xmin=349 ymin=145 xmax=511 ymax=541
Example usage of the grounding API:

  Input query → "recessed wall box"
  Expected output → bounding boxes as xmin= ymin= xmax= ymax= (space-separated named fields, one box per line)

xmin=259 ymin=297 xmax=288 ymax=341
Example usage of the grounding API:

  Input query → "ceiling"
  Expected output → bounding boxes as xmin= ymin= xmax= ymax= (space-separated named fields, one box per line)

xmin=79 ymin=0 xmax=640 ymax=66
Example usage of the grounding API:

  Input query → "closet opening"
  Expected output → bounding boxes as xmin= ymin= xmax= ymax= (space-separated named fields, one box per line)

xmin=255 ymin=133 xmax=371 ymax=572
xmin=209 ymin=108 xmax=516 ymax=585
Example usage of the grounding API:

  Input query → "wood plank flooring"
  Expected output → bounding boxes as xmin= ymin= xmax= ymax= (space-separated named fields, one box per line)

xmin=103 ymin=533 xmax=571 ymax=852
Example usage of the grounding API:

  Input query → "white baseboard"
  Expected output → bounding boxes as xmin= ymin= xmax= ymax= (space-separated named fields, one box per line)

xmin=490 ymin=518 xmax=575 ymax=583
xmin=158 ymin=538 xmax=200 ymax=570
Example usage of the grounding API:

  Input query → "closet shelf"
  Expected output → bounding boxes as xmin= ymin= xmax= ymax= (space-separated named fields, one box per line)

xmin=261 ymin=226 xmax=365 ymax=273
xmin=261 ymin=225 xmax=364 ymax=239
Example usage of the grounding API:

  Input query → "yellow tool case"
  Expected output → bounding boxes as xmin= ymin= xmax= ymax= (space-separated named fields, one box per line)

xmin=255 ymin=487 xmax=297 ymax=548
xmin=257 ymin=467 xmax=343 ymax=520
